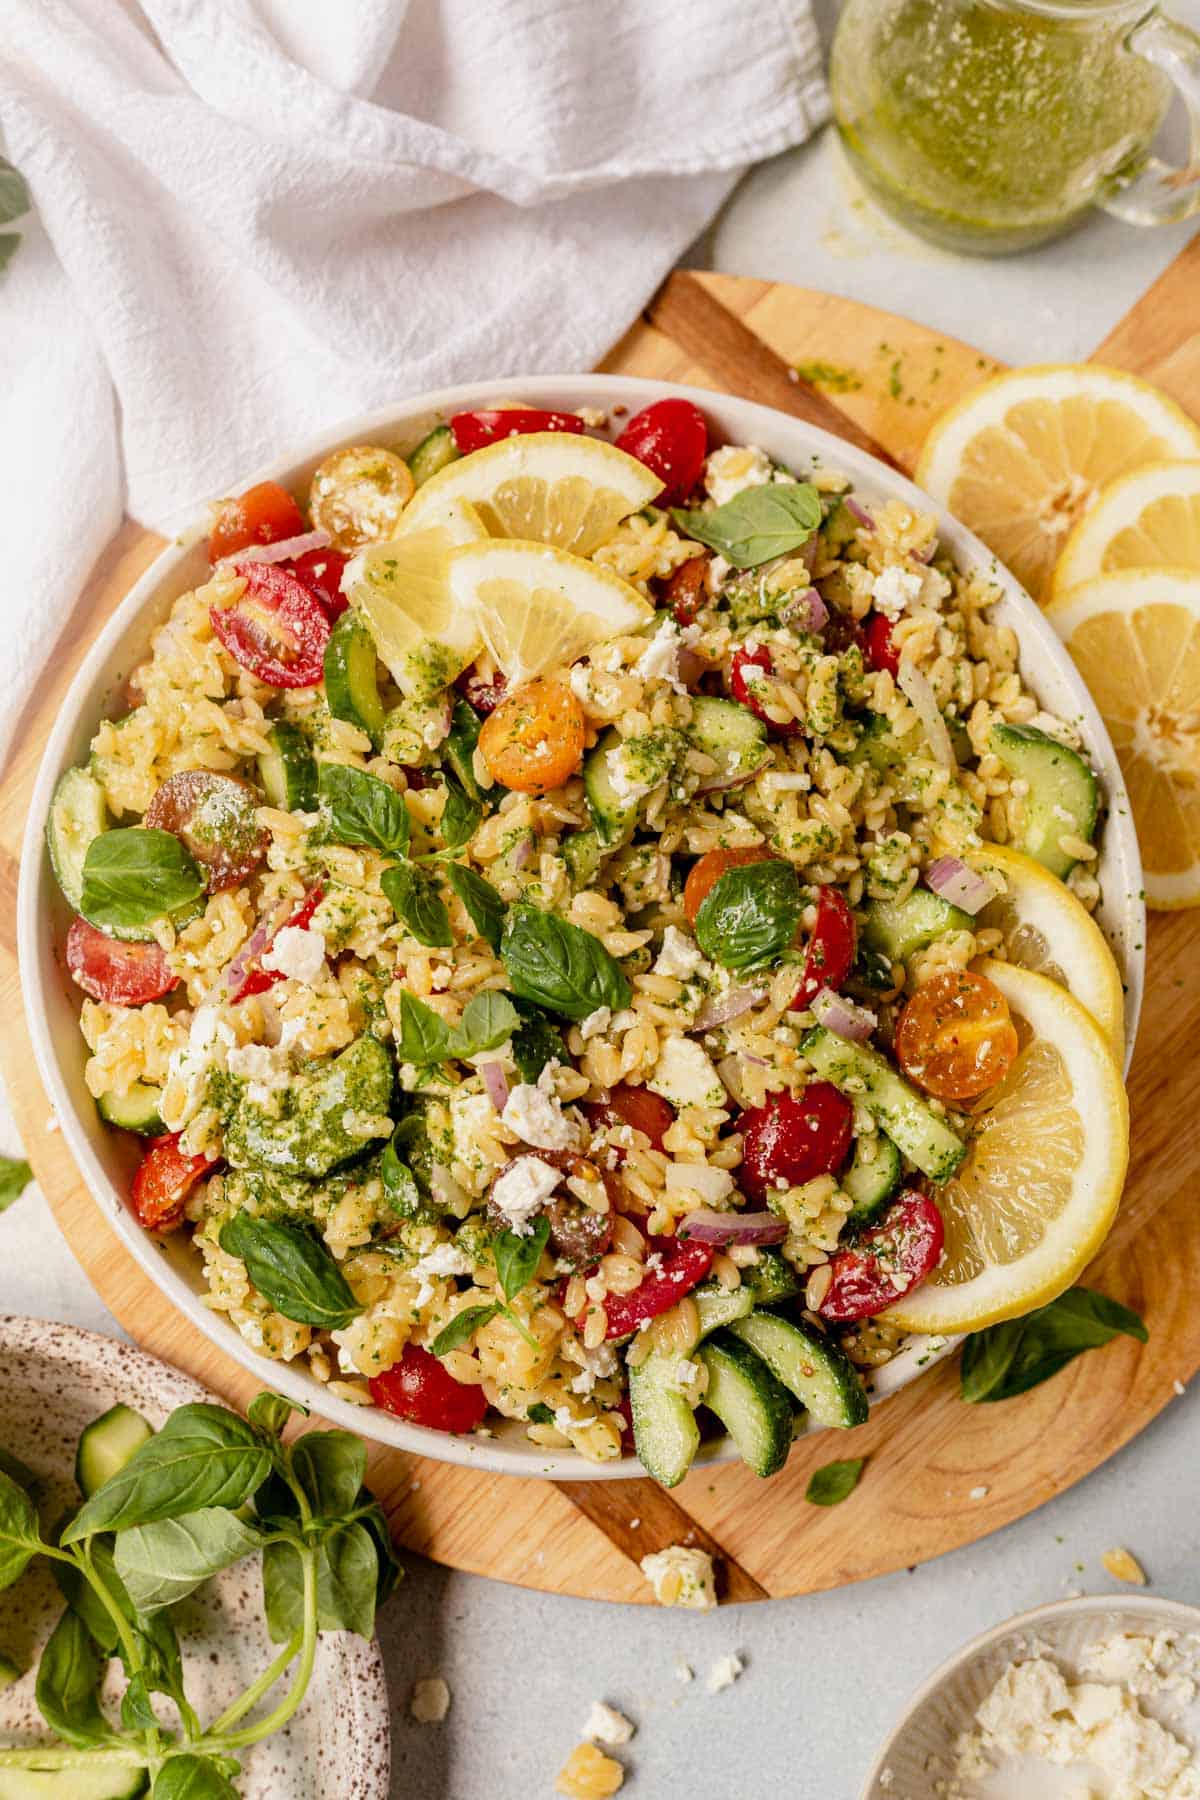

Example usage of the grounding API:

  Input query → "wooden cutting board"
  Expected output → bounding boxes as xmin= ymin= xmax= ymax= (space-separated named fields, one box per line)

xmin=3 ymin=247 xmax=1200 ymax=1606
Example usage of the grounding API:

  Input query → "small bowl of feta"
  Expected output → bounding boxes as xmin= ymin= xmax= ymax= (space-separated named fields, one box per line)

xmin=861 ymin=1592 xmax=1200 ymax=1799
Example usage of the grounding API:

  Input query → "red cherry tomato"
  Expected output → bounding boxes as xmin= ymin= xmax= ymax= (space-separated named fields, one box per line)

xmin=739 ymin=1083 xmax=854 ymax=1204
xmin=229 ymin=885 xmax=324 ymax=1002
xmin=614 ymin=399 xmax=709 ymax=506
xmin=130 ymin=1135 xmax=217 ymax=1233
xmin=208 ymin=481 xmax=305 ymax=563
xmin=658 ymin=555 xmax=709 ymax=627
xmin=449 ymin=409 xmax=586 ymax=454
xmin=573 ymin=1238 xmax=714 ymax=1341
xmin=584 ymin=1083 xmax=675 ymax=1155
xmin=66 ymin=916 xmax=178 ymax=1007
xmin=863 ymin=611 xmax=900 ymax=676
xmin=370 ymin=1345 xmax=489 ymax=1435
xmin=455 ymin=667 xmax=508 ymax=715
xmin=211 ymin=562 xmax=331 ymax=687
xmin=817 ymin=1191 xmax=944 ymax=1323
xmin=289 ymin=546 xmax=348 ymax=619
xmin=729 ymin=644 xmax=800 ymax=739
xmin=791 ymin=886 xmax=857 ymax=1012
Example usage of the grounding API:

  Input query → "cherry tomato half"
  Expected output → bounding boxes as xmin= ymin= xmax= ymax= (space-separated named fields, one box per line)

xmin=658 ymin=555 xmax=709 ymax=627
xmin=573 ymin=1237 xmax=714 ymax=1341
xmin=212 ymin=562 xmax=331 ymax=687
xmin=229 ymin=885 xmax=324 ymax=1002
xmin=479 ymin=678 xmax=585 ymax=795
xmin=289 ymin=545 xmax=348 ymax=619
xmin=791 ymin=886 xmax=857 ymax=1012
xmin=130 ymin=1135 xmax=217 ymax=1233
xmin=739 ymin=1083 xmax=854 ymax=1203
xmin=449 ymin=409 xmax=586 ymax=454
xmin=615 ymin=399 xmax=709 ymax=507
xmin=817 ymin=1191 xmax=944 ymax=1322
xmin=895 ymin=968 xmax=1019 ymax=1103
xmin=729 ymin=644 xmax=800 ymax=739
xmin=208 ymin=481 xmax=304 ymax=564
xmin=145 ymin=770 xmax=269 ymax=893
xmin=584 ymin=1083 xmax=675 ymax=1154
xmin=682 ymin=844 xmax=773 ymax=927
xmin=370 ymin=1345 xmax=489 ymax=1435
xmin=66 ymin=916 xmax=179 ymax=1007
xmin=863 ymin=611 xmax=900 ymax=676
xmin=308 ymin=446 xmax=414 ymax=553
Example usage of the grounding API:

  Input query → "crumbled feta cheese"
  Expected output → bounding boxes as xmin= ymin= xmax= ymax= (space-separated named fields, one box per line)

xmin=639 ymin=1544 xmax=717 ymax=1611
xmin=663 ymin=1162 xmax=734 ymax=1205
xmin=871 ymin=564 xmax=924 ymax=621
xmin=490 ymin=1154 xmax=561 ymax=1234
xmin=605 ymin=742 xmax=658 ymax=804
xmin=410 ymin=1242 xmax=474 ymax=1309
xmin=647 ymin=1034 xmax=725 ymax=1109
xmin=654 ymin=926 xmax=706 ymax=979
xmin=707 ymin=555 xmax=732 ymax=594
xmin=968 ymin=1485 xmax=990 ymax=1500
xmin=705 ymin=444 xmax=772 ymax=508
xmin=565 ymin=1339 xmax=619 ymax=1395
xmin=633 ymin=618 xmax=685 ymax=691
xmin=706 ymin=1653 xmax=744 ymax=1695
xmin=224 ymin=1041 xmax=289 ymax=1106
xmin=552 ymin=1405 xmax=595 ymax=1436
xmin=582 ymin=1701 xmax=635 ymax=1747
xmin=1080 ymin=1631 xmax=1200 ymax=1705
xmin=450 ymin=1088 xmax=501 ymax=1173
xmin=410 ymin=1677 xmax=451 ymax=1724
xmin=675 ymin=1660 xmax=694 ymax=1684
xmin=261 ymin=924 xmax=327 ymax=986
xmin=165 ymin=1003 xmax=239 ymax=1122
xmin=502 ymin=1062 xmax=581 ymax=1151
xmin=580 ymin=1007 xmax=612 ymax=1041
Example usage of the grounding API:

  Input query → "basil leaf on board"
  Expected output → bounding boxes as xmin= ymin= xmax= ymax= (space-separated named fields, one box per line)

xmin=0 ymin=1154 xmax=32 ymax=1214
xmin=290 ymin=1433 xmax=367 ymax=1518
xmin=444 ymin=697 xmax=484 ymax=803
xmin=34 ymin=1608 xmax=108 ymax=1747
xmin=0 ymin=158 xmax=29 ymax=225
xmin=393 ymin=989 xmax=452 ymax=1066
xmin=0 ymin=1465 xmax=41 ymax=1589
xmin=694 ymin=858 xmax=803 ymax=971
xmin=671 ymin=481 xmax=822 ymax=569
xmin=450 ymin=990 xmax=519 ymax=1059
xmin=438 ymin=776 xmax=482 ymax=854
xmin=318 ymin=762 xmax=410 ymax=857
xmin=219 ymin=1213 xmax=364 ymax=1331
xmin=493 ymin=1216 xmax=551 ymax=1304
xmin=805 ymin=1457 xmax=865 ymax=1507
xmin=263 ymin=1526 xmax=378 ymax=1641
xmin=247 ymin=1391 xmax=309 ymax=1438
xmin=511 ymin=1006 xmax=566 ymax=1084
xmin=114 ymin=1506 xmax=262 ymax=1614
xmin=501 ymin=904 xmax=631 ymax=1021
xmin=430 ymin=1304 xmax=501 ymax=1357
xmin=381 ymin=861 xmax=453 ymax=948
xmin=62 ymin=1404 xmax=270 ymax=1544
xmin=153 ymin=1754 xmax=242 ymax=1800
xmin=445 ymin=863 xmax=506 ymax=952
xmin=80 ymin=828 xmax=206 ymax=935
xmin=961 ymin=1287 xmax=1147 ymax=1404
xmin=380 ymin=1131 xmax=426 ymax=1220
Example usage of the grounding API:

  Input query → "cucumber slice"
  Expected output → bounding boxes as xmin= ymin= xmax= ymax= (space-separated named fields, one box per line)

xmin=409 ymin=423 xmax=460 ymax=487
xmin=46 ymin=767 xmax=109 ymax=911
xmin=693 ymin=1280 xmax=754 ymax=1338
xmin=629 ymin=1353 xmax=700 ymax=1488
xmin=444 ymin=697 xmax=483 ymax=802
xmin=862 ymin=888 xmax=973 ymax=964
xmin=989 ymin=722 xmax=1099 ymax=878
xmin=75 ymin=1403 xmax=153 ymax=1498
xmin=698 ymin=1332 xmax=795 ymax=1478
xmin=324 ymin=610 xmax=386 ymax=747
xmin=803 ymin=1026 xmax=966 ymax=1182
xmin=0 ymin=1651 xmax=22 ymax=1690
xmin=584 ymin=728 xmax=678 ymax=846
xmin=0 ymin=1767 xmax=147 ymax=1799
xmin=96 ymin=1083 xmax=165 ymax=1137
xmin=257 ymin=722 xmax=317 ymax=811
xmin=729 ymin=1314 xmax=869 ymax=1428
xmin=562 ymin=826 xmax=605 ymax=887
xmin=686 ymin=695 xmax=768 ymax=790
xmin=842 ymin=1132 xmax=902 ymax=1226
xmin=738 ymin=1248 xmax=800 ymax=1307
xmin=848 ymin=713 xmax=918 ymax=777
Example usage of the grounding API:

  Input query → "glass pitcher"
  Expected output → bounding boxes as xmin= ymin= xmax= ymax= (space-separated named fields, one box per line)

xmin=830 ymin=0 xmax=1200 ymax=253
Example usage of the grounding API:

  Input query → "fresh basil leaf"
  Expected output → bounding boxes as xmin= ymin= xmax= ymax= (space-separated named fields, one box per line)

xmin=80 ymin=827 xmax=205 ymax=934
xmin=381 ymin=861 xmax=452 ymax=947
xmin=290 ymin=1433 xmax=367 ymax=1518
xmin=35 ymin=1608 xmax=108 ymax=1746
xmin=136 ymin=1606 xmax=188 ymax=1708
xmin=0 ymin=1445 xmax=36 ymax=1492
xmin=219 ymin=1213 xmax=364 ymax=1331
xmin=805 ymin=1456 xmax=865 ymax=1507
xmin=247 ymin=1391 xmax=309 ymax=1439
xmin=0 ymin=1155 xmax=32 ymax=1214
xmin=444 ymin=697 xmax=484 ymax=803
xmin=450 ymin=990 xmax=519 ymax=1058
xmin=439 ymin=776 xmax=482 ymax=854
xmin=263 ymin=1526 xmax=378 ymax=1641
xmin=694 ymin=858 xmax=802 ymax=971
xmin=153 ymin=1754 xmax=241 ymax=1800
xmin=389 ymin=1109 xmax=435 ymax=1199
xmin=53 ymin=1536 xmax=129 ymax=1654
xmin=318 ymin=762 xmax=410 ymax=857
xmin=527 ymin=1402 xmax=556 ymax=1426
xmin=501 ymin=904 xmax=631 ymax=1021
xmin=671 ymin=481 xmax=822 ymax=569
xmin=393 ymin=989 xmax=452 ymax=1065
xmin=354 ymin=1491 xmax=404 ymax=1606
xmin=380 ymin=1131 xmax=426 ymax=1220
xmin=0 ymin=1465 xmax=41 ymax=1588
xmin=114 ymin=1506 xmax=262 ymax=1614
xmin=494 ymin=1217 xmax=551 ymax=1304
xmin=61 ymin=1405 xmax=271 ymax=1544
xmin=511 ymin=1006 xmax=566 ymax=1084
xmin=0 ymin=159 xmax=29 ymax=226
xmin=0 ymin=232 xmax=20 ymax=277
xmin=961 ymin=1287 xmax=1147 ymax=1404
xmin=445 ymin=863 xmax=506 ymax=952
xmin=430 ymin=1304 xmax=501 ymax=1357
xmin=121 ymin=1671 xmax=160 ymax=1735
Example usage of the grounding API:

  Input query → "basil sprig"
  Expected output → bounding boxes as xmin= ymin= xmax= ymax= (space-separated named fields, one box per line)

xmin=672 ymin=481 xmax=822 ymax=569
xmin=438 ymin=776 xmax=482 ymax=854
xmin=501 ymin=903 xmax=631 ymax=1021
xmin=381 ymin=861 xmax=452 ymax=948
xmin=694 ymin=858 xmax=802 ymax=971
xmin=961 ymin=1287 xmax=1147 ymax=1403
xmin=429 ymin=1216 xmax=551 ymax=1357
xmin=446 ymin=863 xmax=506 ymax=951
xmin=805 ymin=1457 xmax=865 ymax=1506
xmin=393 ymin=989 xmax=519 ymax=1068
xmin=79 ymin=828 xmax=205 ymax=934
xmin=317 ymin=763 xmax=410 ymax=857
xmin=218 ymin=1213 xmax=364 ymax=1331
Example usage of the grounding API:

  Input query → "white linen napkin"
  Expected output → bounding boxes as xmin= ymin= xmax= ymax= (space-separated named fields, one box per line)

xmin=0 ymin=0 xmax=827 ymax=764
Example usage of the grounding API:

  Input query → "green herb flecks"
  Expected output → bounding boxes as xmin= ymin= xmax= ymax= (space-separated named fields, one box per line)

xmin=805 ymin=1457 xmax=865 ymax=1506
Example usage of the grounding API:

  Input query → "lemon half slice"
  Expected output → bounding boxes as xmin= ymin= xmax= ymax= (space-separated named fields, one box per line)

xmin=342 ymin=498 xmax=485 ymax=700
xmin=1053 ymin=460 xmax=1200 ymax=595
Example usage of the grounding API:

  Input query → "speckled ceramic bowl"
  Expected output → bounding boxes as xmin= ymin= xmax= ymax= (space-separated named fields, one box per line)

xmin=0 ymin=1317 xmax=391 ymax=1798
xmin=860 ymin=1593 xmax=1200 ymax=1798
xmin=18 ymin=375 xmax=1145 ymax=1480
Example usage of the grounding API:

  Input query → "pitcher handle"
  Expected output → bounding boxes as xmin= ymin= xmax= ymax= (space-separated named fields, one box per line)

xmin=1098 ymin=9 xmax=1200 ymax=224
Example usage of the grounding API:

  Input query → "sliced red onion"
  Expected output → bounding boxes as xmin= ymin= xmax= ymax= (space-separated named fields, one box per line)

xmin=679 ymin=1208 xmax=788 ymax=1247
xmin=896 ymin=658 xmax=955 ymax=769
xmin=781 ymin=588 xmax=829 ymax=634
xmin=223 ymin=529 xmax=331 ymax=567
xmin=800 ymin=535 xmax=819 ymax=573
xmin=845 ymin=497 xmax=875 ymax=530
xmin=480 ymin=1061 xmax=511 ymax=1111
xmin=510 ymin=834 xmax=534 ymax=871
xmin=224 ymin=905 xmax=284 ymax=997
xmin=811 ymin=985 xmax=877 ymax=1042
xmin=925 ymin=856 xmax=1002 ymax=915
xmin=693 ymin=985 xmax=766 ymax=1030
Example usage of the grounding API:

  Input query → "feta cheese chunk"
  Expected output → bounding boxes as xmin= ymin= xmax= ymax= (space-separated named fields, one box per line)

xmin=582 ymin=1701 xmax=635 ymax=1747
xmin=261 ymin=924 xmax=327 ymax=986
xmin=224 ymin=1041 xmax=290 ymax=1106
xmin=870 ymin=564 xmax=924 ymax=621
xmin=501 ymin=1062 xmax=581 ymax=1151
xmin=663 ymin=1162 xmax=734 ymax=1205
xmin=410 ymin=1242 xmax=474 ymax=1309
xmin=579 ymin=1007 xmax=612 ymax=1041
xmin=639 ymin=1544 xmax=717 ymax=1611
xmin=654 ymin=926 xmax=706 ymax=979
xmin=490 ymin=1154 xmax=562 ymax=1234
xmin=704 ymin=444 xmax=773 ymax=507
xmin=647 ymin=1033 xmax=725 ymax=1109
xmin=605 ymin=741 xmax=659 ymax=804
xmin=633 ymin=618 xmax=685 ymax=691
xmin=706 ymin=1653 xmax=744 ymax=1695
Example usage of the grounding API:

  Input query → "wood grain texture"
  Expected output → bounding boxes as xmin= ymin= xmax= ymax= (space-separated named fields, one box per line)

xmin=2 ymin=256 xmax=1197 ymax=1603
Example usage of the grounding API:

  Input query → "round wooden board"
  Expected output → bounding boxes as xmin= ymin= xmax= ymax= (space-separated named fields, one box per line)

xmin=4 ymin=263 xmax=1200 ymax=1606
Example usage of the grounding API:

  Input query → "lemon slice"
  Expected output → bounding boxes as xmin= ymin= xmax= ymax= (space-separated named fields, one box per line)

xmin=915 ymin=365 xmax=1200 ymax=603
xmin=447 ymin=539 xmax=653 ymax=688
xmin=1047 ymin=569 xmax=1200 ymax=909
xmin=342 ymin=498 xmax=486 ymax=700
xmin=968 ymin=844 xmax=1125 ymax=1056
xmin=1053 ymin=460 xmax=1200 ymax=596
xmin=882 ymin=960 xmax=1128 ymax=1335
xmin=399 ymin=432 xmax=662 ymax=556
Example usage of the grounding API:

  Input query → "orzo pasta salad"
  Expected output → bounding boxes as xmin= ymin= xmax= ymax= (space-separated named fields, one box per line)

xmin=48 ymin=396 xmax=1128 ymax=1485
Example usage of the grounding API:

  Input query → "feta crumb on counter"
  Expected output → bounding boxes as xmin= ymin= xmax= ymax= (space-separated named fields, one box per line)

xmin=410 ymin=1677 xmax=451 ymax=1724
xmin=706 ymin=1653 xmax=744 ymax=1695
xmin=582 ymin=1701 xmax=635 ymax=1747
xmin=260 ymin=923 xmax=327 ymax=986
xmin=639 ymin=1544 xmax=717 ymax=1611
xmin=491 ymin=1154 xmax=562 ymax=1234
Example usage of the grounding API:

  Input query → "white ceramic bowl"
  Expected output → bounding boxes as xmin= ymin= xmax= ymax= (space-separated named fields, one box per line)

xmin=19 ymin=374 xmax=1145 ymax=1480
xmin=860 ymin=1593 xmax=1200 ymax=1797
